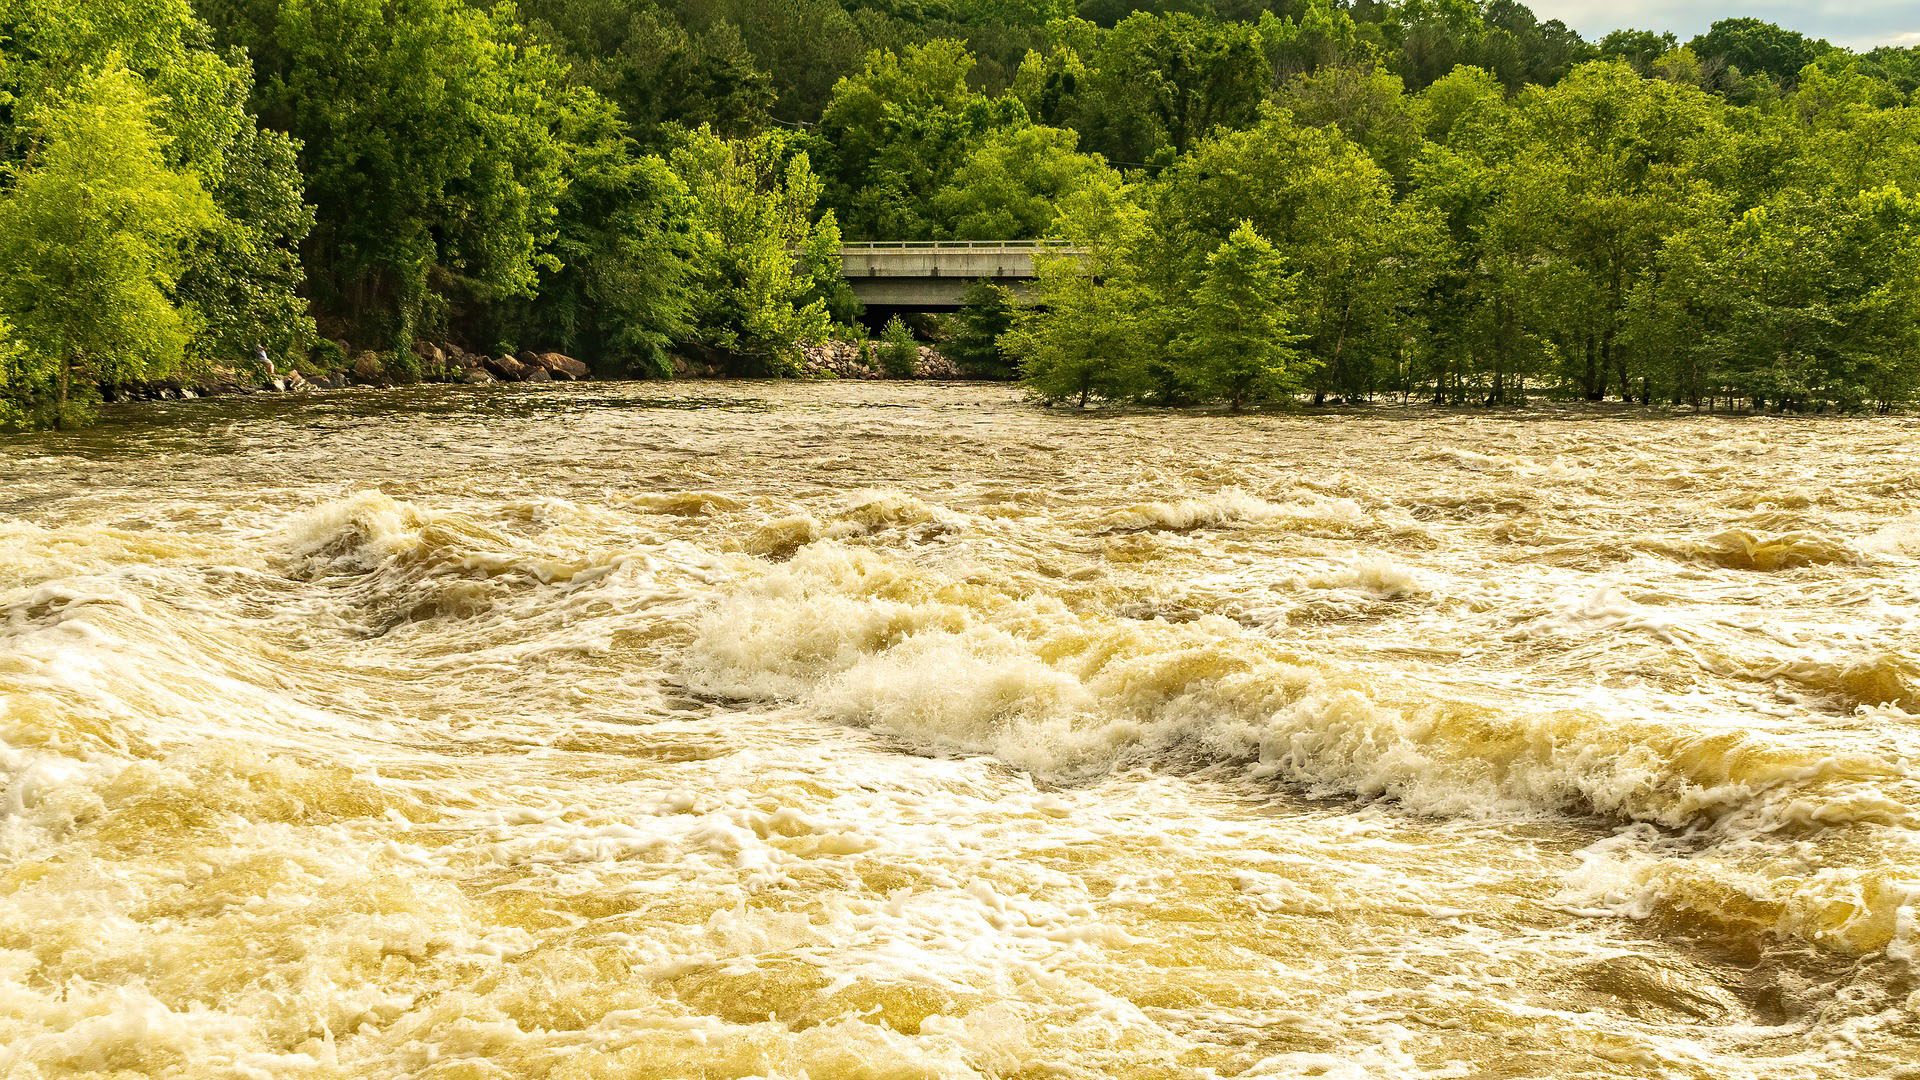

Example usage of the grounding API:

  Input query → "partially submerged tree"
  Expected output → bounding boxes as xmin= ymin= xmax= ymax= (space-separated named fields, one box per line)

xmin=0 ymin=64 xmax=217 ymax=426
xmin=1174 ymin=222 xmax=1310 ymax=409
xmin=1005 ymin=185 xmax=1150 ymax=406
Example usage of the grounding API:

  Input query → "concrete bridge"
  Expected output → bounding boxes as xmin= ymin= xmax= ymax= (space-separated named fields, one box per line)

xmin=839 ymin=241 xmax=1078 ymax=310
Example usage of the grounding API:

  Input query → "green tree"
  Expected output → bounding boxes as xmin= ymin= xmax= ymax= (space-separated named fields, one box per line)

xmin=5 ymin=0 xmax=314 ymax=376
xmin=672 ymin=128 xmax=841 ymax=374
xmin=814 ymin=39 xmax=1026 ymax=238
xmin=1277 ymin=64 xmax=1423 ymax=182
xmin=931 ymin=123 xmax=1119 ymax=238
xmin=1007 ymin=184 xmax=1150 ymax=405
xmin=0 ymin=64 xmax=217 ymax=426
xmin=1690 ymin=18 xmax=1833 ymax=89
xmin=879 ymin=314 xmax=920 ymax=376
xmin=678 ymin=0 xmax=867 ymax=121
xmin=1387 ymin=0 xmax=1506 ymax=90
xmin=496 ymin=95 xmax=697 ymax=377
xmin=1080 ymin=12 xmax=1268 ymax=162
xmin=958 ymin=0 xmax=1074 ymax=25
xmin=1257 ymin=1 xmax=1366 ymax=82
xmin=0 ymin=317 xmax=30 ymax=429
xmin=171 ymin=122 xmax=317 ymax=376
xmin=519 ymin=1 xmax=774 ymax=142
xmin=1146 ymin=106 xmax=1437 ymax=402
xmin=1502 ymin=62 xmax=1732 ymax=401
xmin=946 ymin=279 xmax=1020 ymax=378
xmin=1483 ymin=0 xmax=1593 ymax=87
xmin=1789 ymin=65 xmax=1920 ymax=197
xmin=1009 ymin=34 xmax=1093 ymax=131
xmin=1413 ymin=63 xmax=1503 ymax=143
xmin=1598 ymin=28 xmax=1679 ymax=73
xmin=3 ymin=0 xmax=248 ymax=171
xmin=1173 ymin=221 xmax=1309 ymax=408
xmin=257 ymin=0 xmax=573 ymax=350
xmin=1632 ymin=188 xmax=1920 ymax=411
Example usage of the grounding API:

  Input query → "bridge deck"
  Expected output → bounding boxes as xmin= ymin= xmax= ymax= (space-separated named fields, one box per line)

xmin=838 ymin=241 xmax=1079 ymax=309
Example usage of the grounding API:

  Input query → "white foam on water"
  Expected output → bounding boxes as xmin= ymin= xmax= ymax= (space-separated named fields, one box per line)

xmin=5 ymin=385 xmax=1920 ymax=1078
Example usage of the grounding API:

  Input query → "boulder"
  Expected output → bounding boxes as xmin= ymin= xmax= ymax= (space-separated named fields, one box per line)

xmin=190 ymin=365 xmax=249 ymax=396
xmin=411 ymin=342 xmax=453 ymax=381
xmin=285 ymin=369 xmax=312 ymax=391
xmin=463 ymin=368 xmax=496 ymax=384
xmin=524 ymin=350 xmax=589 ymax=381
xmin=524 ymin=365 xmax=552 ymax=382
xmin=483 ymin=354 xmax=530 ymax=381
xmin=350 ymin=351 xmax=389 ymax=386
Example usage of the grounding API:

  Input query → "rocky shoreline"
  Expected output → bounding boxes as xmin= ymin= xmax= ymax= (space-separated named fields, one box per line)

xmin=794 ymin=340 xmax=964 ymax=380
xmin=99 ymin=339 xmax=973 ymax=402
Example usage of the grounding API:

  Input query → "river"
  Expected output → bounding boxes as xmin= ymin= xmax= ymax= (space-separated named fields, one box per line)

xmin=3 ymin=381 xmax=1919 ymax=1078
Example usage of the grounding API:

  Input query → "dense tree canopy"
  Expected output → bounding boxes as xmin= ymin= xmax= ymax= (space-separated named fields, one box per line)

xmin=0 ymin=0 xmax=313 ymax=408
xmin=8 ymin=0 xmax=1920 ymax=424
xmin=0 ymin=64 xmax=218 ymax=425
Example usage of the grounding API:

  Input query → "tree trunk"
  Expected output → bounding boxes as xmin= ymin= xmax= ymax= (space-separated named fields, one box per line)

xmin=1330 ymin=303 xmax=1353 ymax=401
xmin=1602 ymin=326 xmax=1626 ymax=403
xmin=54 ymin=353 xmax=71 ymax=431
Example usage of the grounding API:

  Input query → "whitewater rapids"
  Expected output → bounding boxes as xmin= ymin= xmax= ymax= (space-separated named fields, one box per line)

xmin=3 ymin=382 xmax=1920 ymax=1078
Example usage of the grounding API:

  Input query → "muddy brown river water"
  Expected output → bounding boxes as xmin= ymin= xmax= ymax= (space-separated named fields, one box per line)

xmin=3 ymin=382 xmax=1920 ymax=1078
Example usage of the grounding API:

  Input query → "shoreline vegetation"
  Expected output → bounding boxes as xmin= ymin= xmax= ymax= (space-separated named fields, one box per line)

xmin=81 ymin=368 xmax=1920 ymax=424
xmin=6 ymin=2 xmax=1920 ymax=429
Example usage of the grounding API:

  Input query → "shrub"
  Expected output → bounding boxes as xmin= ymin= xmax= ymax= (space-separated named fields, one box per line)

xmin=307 ymin=338 xmax=347 ymax=375
xmin=880 ymin=315 xmax=919 ymax=377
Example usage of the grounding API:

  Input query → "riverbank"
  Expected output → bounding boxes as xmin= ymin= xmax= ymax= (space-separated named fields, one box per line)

xmin=91 ymin=370 xmax=1918 ymax=422
xmin=93 ymin=338 xmax=976 ymax=404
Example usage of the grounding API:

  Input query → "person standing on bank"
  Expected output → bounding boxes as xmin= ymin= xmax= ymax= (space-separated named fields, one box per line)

xmin=255 ymin=344 xmax=277 ymax=380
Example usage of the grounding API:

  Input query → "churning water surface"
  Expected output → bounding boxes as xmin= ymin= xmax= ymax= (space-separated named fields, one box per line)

xmin=2 ymin=382 xmax=1920 ymax=1079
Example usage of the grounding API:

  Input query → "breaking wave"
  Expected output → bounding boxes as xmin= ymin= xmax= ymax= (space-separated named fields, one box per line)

xmin=686 ymin=541 xmax=1920 ymax=966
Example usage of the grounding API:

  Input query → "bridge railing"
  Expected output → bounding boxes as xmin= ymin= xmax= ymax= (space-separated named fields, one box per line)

xmin=838 ymin=240 xmax=1081 ymax=252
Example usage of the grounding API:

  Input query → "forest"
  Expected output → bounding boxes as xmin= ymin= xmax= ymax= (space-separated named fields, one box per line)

xmin=4 ymin=0 xmax=1920 ymax=425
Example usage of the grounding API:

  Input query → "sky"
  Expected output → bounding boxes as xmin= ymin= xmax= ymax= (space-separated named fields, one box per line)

xmin=1521 ymin=2 xmax=1920 ymax=51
